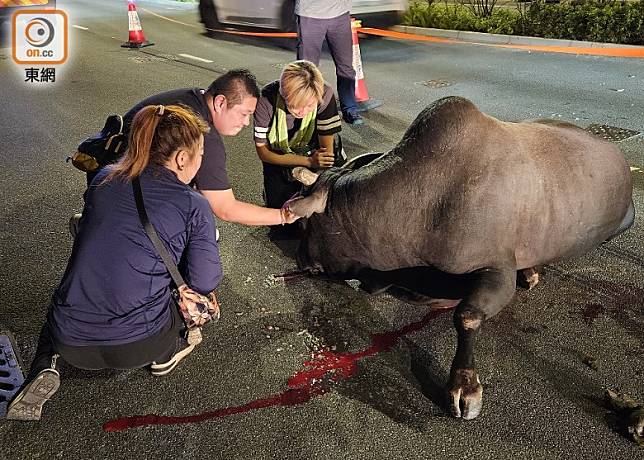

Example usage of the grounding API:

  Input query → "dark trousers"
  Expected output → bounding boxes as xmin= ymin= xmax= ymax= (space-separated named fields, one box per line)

xmin=28 ymin=305 xmax=183 ymax=379
xmin=296 ymin=12 xmax=358 ymax=114
xmin=262 ymin=137 xmax=345 ymax=211
xmin=263 ymin=162 xmax=302 ymax=211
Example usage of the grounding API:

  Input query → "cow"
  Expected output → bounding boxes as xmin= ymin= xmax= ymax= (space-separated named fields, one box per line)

xmin=284 ymin=96 xmax=635 ymax=420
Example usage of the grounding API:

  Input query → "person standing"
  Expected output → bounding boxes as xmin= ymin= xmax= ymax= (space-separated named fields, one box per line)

xmin=295 ymin=0 xmax=364 ymax=126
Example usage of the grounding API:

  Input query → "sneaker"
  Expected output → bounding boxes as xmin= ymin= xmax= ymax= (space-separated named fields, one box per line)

xmin=343 ymin=110 xmax=364 ymax=126
xmin=68 ymin=213 xmax=82 ymax=239
xmin=6 ymin=369 xmax=61 ymax=421
xmin=150 ymin=339 xmax=195 ymax=377
xmin=186 ymin=327 xmax=203 ymax=346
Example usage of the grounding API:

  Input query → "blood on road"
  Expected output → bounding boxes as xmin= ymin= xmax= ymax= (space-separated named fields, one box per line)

xmin=103 ymin=307 xmax=454 ymax=432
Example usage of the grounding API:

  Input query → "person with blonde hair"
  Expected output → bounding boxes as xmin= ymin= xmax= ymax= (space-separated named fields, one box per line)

xmin=253 ymin=60 xmax=345 ymax=236
xmin=8 ymin=105 xmax=222 ymax=421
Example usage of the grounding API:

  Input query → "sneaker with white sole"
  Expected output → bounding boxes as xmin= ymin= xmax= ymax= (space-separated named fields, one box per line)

xmin=186 ymin=327 xmax=203 ymax=346
xmin=150 ymin=339 xmax=195 ymax=377
xmin=6 ymin=369 xmax=61 ymax=421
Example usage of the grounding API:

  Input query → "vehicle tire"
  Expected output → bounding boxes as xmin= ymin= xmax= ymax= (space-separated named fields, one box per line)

xmin=199 ymin=0 xmax=221 ymax=36
xmin=280 ymin=0 xmax=296 ymax=32
xmin=278 ymin=0 xmax=297 ymax=50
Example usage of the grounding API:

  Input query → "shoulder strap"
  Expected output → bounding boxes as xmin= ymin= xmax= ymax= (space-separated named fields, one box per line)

xmin=132 ymin=177 xmax=186 ymax=288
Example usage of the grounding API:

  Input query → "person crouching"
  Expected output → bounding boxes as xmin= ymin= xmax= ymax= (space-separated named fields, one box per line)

xmin=253 ymin=60 xmax=346 ymax=237
xmin=7 ymin=105 xmax=222 ymax=421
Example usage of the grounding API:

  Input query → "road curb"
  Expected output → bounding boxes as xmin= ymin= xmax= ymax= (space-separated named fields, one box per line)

xmin=391 ymin=25 xmax=644 ymax=51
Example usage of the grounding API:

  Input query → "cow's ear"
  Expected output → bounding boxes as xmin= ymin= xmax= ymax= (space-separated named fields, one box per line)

xmin=285 ymin=188 xmax=329 ymax=218
xmin=292 ymin=167 xmax=319 ymax=186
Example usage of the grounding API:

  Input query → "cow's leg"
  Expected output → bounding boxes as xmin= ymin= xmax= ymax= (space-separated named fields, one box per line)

xmin=448 ymin=265 xmax=516 ymax=420
xmin=517 ymin=266 xmax=540 ymax=290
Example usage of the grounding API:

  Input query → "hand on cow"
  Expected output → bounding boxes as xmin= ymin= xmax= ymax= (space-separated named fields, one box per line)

xmin=280 ymin=206 xmax=299 ymax=225
xmin=308 ymin=148 xmax=334 ymax=169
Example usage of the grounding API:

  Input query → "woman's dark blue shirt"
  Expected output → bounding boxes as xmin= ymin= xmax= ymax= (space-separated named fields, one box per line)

xmin=50 ymin=165 xmax=222 ymax=346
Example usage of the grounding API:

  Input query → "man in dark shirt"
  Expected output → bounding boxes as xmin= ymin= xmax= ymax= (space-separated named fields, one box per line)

xmin=120 ymin=69 xmax=296 ymax=227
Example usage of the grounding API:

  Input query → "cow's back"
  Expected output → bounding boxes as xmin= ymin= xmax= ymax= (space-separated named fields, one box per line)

xmin=329 ymin=97 xmax=632 ymax=274
xmin=497 ymin=120 xmax=631 ymax=268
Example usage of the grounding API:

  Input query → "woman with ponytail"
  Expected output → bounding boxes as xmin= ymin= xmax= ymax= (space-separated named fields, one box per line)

xmin=7 ymin=105 xmax=223 ymax=421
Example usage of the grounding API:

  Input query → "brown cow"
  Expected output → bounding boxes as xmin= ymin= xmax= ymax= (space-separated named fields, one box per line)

xmin=285 ymin=96 xmax=635 ymax=420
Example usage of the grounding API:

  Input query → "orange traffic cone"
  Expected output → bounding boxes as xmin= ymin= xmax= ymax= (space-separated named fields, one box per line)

xmin=122 ymin=0 xmax=153 ymax=48
xmin=351 ymin=18 xmax=381 ymax=112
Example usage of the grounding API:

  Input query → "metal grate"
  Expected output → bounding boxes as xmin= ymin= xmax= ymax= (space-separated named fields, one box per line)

xmin=418 ymin=79 xmax=453 ymax=88
xmin=585 ymin=124 xmax=640 ymax=142
xmin=0 ymin=334 xmax=25 ymax=418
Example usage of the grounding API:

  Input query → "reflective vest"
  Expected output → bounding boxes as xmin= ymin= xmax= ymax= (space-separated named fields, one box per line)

xmin=267 ymin=93 xmax=316 ymax=155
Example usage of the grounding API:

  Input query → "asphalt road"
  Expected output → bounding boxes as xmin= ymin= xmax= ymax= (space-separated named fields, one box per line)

xmin=0 ymin=1 xmax=642 ymax=459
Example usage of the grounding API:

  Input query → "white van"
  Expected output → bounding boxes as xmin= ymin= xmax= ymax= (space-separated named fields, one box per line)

xmin=198 ymin=0 xmax=408 ymax=33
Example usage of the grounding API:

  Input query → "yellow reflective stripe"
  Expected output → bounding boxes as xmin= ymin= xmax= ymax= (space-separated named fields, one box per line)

xmin=0 ymin=0 xmax=49 ymax=7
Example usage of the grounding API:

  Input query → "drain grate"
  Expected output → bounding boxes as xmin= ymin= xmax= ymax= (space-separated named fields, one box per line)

xmin=0 ymin=333 xmax=25 ymax=418
xmin=585 ymin=124 xmax=640 ymax=142
xmin=418 ymin=79 xmax=453 ymax=88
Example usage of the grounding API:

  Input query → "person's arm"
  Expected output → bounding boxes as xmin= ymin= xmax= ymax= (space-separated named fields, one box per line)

xmin=315 ymin=84 xmax=342 ymax=159
xmin=317 ymin=134 xmax=334 ymax=156
xmin=180 ymin=205 xmax=223 ymax=294
xmin=201 ymin=188 xmax=297 ymax=226
xmin=255 ymin=142 xmax=334 ymax=169
xmin=255 ymin=143 xmax=312 ymax=167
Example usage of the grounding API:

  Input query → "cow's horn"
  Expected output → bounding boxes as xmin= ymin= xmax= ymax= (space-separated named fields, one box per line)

xmin=292 ymin=167 xmax=319 ymax=186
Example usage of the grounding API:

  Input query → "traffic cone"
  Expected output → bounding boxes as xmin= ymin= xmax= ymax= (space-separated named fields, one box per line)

xmin=122 ymin=0 xmax=153 ymax=48
xmin=351 ymin=18 xmax=381 ymax=112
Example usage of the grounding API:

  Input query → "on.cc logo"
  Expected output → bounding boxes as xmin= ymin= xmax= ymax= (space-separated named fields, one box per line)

xmin=25 ymin=17 xmax=55 ymax=48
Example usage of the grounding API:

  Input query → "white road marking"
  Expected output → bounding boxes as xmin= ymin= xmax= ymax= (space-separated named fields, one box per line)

xmin=178 ymin=53 xmax=213 ymax=63
xmin=73 ymin=25 xmax=89 ymax=30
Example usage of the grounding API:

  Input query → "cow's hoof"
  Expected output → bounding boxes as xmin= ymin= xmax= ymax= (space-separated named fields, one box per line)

xmin=448 ymin=369 xmax=483 ymax=420
xmin=517 ymin=267 xmax=540 ymax=290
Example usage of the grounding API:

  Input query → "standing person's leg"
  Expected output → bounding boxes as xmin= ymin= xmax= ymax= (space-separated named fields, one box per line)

xmin=325 ymin=13 xmax=363 ymax=125
xmin=296 ymin=15 xmax=326 ymax=66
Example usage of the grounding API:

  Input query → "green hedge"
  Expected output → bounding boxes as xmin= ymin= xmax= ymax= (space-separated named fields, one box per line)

xmin=402 ymin=0 xmax=644 ymax=45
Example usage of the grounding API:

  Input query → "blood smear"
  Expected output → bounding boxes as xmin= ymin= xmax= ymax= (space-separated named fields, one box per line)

xmin=103 ymin=308 xmax=451 ymax=432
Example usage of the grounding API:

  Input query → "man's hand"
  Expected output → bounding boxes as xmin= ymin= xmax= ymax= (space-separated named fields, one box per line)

xmin=308 ymin=147 xmax=334 ymax=169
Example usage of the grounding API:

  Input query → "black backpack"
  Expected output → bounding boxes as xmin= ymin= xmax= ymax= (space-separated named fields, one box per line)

xmin=68 ymin=115 xmax=128 ymax=172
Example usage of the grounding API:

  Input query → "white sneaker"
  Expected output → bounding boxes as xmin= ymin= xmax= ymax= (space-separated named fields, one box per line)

xmin=6 ymin=369 xmax=61 ymax=421
xmin=150 ymin=339 xmax=195 ymax=377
